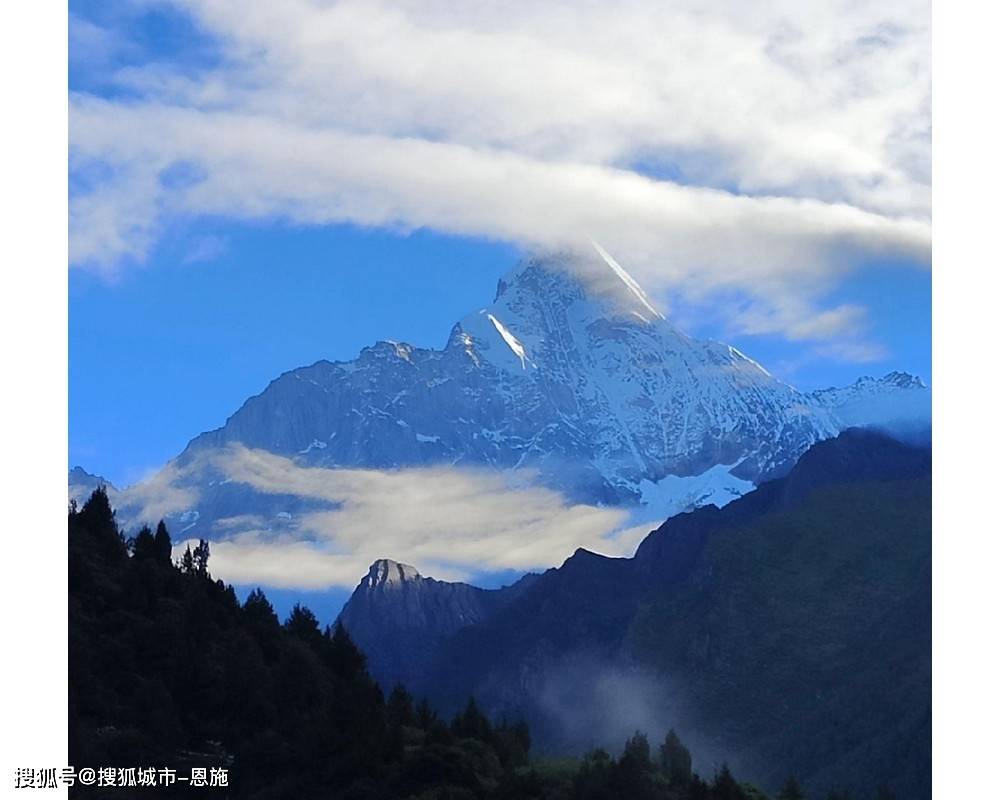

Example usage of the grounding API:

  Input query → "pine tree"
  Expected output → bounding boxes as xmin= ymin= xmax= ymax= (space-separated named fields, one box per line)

xmin=192 ymin=539 xmax=210 ymax=575
xmin=386 ymin=684 xmax=416 ymax=729
xmin=615 ymin=731 xmax=657 ymax=798
xmin=78 ymin=486 xmax=126 ymax=563
xmin=285 ymin=604 xmax=323 ymax=648
xmin=688 ymin=774 xmax=711 ymax=800
xmin=452 ymin=697 xmax=492 ymax=742
xmin=180 ymin=544 xmax=195 ymax=573
xmin=328 ymin=621 xmax=367 ymax=679
xmin=574 ymin=747 xmax=613 ymax=799
xmin=131 ymin=525 xmax=157 ymax=560
xmin=712 ymin=764 xmax=748 ymax=800
xmin=659 ymin=728 xmax=693 ymax=785
xmin=777 ymin=776 xmax=807 ymax=800
xmin=243 ymin=588 xmax=279 ymax=628
xmin=153 ymin=521 xmax=173 ymax=563
xmin=620 ymin=731 xmax=653 ymax=772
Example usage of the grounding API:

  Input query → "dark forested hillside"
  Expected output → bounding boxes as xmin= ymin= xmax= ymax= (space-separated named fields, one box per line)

xmin=376 ymin=430 xmax=931 ymax=799
xmin=70 ymin=486 xmax=784 ymax=799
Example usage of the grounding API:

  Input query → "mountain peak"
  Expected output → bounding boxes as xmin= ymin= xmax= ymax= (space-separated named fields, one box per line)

xmin=816 ymin=371 xmax=927 ymax=395
xmin=589 ymin=240 xmax=665 ymax=321
xmin=365 ymin=559 xmax=422 ymax=590
xmin=492 ymin=243 xmax=666 ymax=325
xmin=878 ymin=371 xmax=926 ymax=389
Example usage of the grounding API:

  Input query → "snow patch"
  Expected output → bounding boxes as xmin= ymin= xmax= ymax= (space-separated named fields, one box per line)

xmin=486 ymin=313 xmax=529 ymax=368
xmin=638 ymin=464 xmax=755 ymax=521
xmin=298 ymin=438 xmax=328 ymax=454
xmin=367 ymin=559 xmax=422 ymax=588
xmin=416 ymin=433 xmax=440 ymax=443
xmin=179 ymin=509 xmax=201 ymax=533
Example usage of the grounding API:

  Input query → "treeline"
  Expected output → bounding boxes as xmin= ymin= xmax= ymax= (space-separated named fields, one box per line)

xmin=69 ymin=487 xmax=873 ymax=799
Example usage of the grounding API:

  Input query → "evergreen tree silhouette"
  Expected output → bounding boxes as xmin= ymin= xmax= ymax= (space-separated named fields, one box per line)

xmin=243 ymin=588 xmax=279 ymax=628
xmin=386 ymin=684 xmax=416 ymax=729
xmin=328 ymin=621 xmax=367 ymax=679
xmin=131 ymin=524 xmax=157 ymax=560
xmin=285 ymin=603 xmax=324 ymax=649
xmin=192 ymin=539 xmax=210 ymax=575
xmin=77 ymin=485 xmax=126 ymax=563
xmin=712 ymin=764 xmax=748 ymax=800
xmin=180 ymin=543 xmax=195 ymax=573
xmin=153 ymin=520 xmax=172 ymax=563
xmin=777 ymin=776 xmax=807 ymax=800
xmin=620 ymin=731 xmax=652 ymax=771
xmin=452 ymin=696 xmax=492 ymax=742
xmin=415 ymin=697 xmax=438 ymax=731
xmin=660 ymin=728 xmax=693 ymax=785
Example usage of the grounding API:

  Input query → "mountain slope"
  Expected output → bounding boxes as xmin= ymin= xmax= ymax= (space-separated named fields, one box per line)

xmin=337 ymin=559 xmax=538 ymax=688
xmin=341 ymin=430 xmax=930 ymax=797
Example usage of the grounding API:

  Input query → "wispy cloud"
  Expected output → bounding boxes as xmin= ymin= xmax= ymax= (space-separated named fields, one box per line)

xmin=120 ymin=461 xmax=201 ymax=524
xmin=69 ymin=0 xmax=929 ymax=346
xmin=136 ymin=445 xmax=646 ymax=589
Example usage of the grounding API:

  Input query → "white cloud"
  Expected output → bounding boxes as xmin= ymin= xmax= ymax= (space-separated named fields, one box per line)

xmin=135 ymin=445 xmax=644 ymax=590
xmin=176 ymin=534 xmax=370 ymax=590
xmin=69 ymin=0 xmax=930 ymax=346
xmin=119 ymin=461 xmax=201 ymax=524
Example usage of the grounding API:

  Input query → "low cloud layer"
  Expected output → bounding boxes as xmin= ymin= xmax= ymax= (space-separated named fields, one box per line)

xmin=119 ymin=445 xmax=651 ymax=590
xmin=70 ymin=0 xmax=929 ymax=351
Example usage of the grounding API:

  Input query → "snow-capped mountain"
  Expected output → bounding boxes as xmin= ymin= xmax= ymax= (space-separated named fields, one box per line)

xmin=809 ymin=371 xmax=929 ymax=430
xmin=178 ymin=248 xmax=840 ymax=497
xmin=73 ymin=245 xmax=928 ymax=540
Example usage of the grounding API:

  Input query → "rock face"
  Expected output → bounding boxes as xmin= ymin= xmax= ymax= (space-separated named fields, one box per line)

xmin=346 ymin=559 xmax=497 ymax=635
xmin=338 ymin=559 xmax=537 ymax=688
xmin=344 ymin=430 xmax=930 ymax=798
